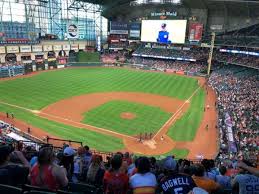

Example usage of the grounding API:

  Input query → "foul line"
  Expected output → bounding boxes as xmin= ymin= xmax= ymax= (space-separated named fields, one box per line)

xmin=0 ymin=100 xmax=138 ymax=141
xmin=152 ymin=85 xmax=202 ymax=139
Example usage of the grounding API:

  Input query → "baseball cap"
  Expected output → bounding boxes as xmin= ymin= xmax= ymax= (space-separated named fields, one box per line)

xmin=63 ymin=147 xmax=76 ymax=156
xmin=163 ymin=156 xmax=177 ymax=170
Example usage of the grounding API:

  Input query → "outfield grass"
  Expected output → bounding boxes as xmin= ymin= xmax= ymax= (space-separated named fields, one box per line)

xmin=0 ymin=68 xmax=205 ymax=154
xmin=83 ymin=101 xmax=171 ymax=135
xmin=0 ymin=68 xmax=198 ymax=110
xmin=0 ymin=104 xmax=124 ymax=152
xmin=167 ymin=89 xmax=205 ymax=141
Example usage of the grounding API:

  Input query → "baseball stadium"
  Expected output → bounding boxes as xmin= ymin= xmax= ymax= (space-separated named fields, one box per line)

xmin=0 ymin=0 xmax=258 ymax=194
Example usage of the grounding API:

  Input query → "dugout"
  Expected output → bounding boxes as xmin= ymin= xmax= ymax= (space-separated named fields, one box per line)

xmin=47 ymin=51 xmax=57 ymax=69
xmin=21 ymin=54 xmax=33 ymax=73
xmin=35 ymin=53 xmax=45 ymax=71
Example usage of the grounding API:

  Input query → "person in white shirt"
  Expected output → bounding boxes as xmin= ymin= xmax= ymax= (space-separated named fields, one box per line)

xmin=129 ymin=157 xmax=157 ymax=194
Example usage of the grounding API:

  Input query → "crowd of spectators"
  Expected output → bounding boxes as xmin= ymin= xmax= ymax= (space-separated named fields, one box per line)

xmin=101 ymin=51 xmax=127 ymax=64
xmin=133 ymin=47 xmax=208 ymax=61
xmin=130 ymin=57 xmax=207 ymax=73
xmin=0 ymin=132 xmax=258 ymax=194
xmin=209 ymin=64 xmax=259 ymax=162
xmin=213 ymin=51 xmax=259 ymax=69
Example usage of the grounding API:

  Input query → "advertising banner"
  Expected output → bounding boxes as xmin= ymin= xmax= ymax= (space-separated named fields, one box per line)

xmin=71 ymin=44 xmax=78 ymax=51
xmin=129 ymin=23 xmax=141 ymax=38
xmin=53 ymin=45 xmax=62 ymax=51
xmin=79 ymin=44 xmax=85 ymax=50
xmin=32 ymin=45 xmax=42 ymax=52
xmin=67 ymin=24 xmax=79 ymax=39
xmin=0 ymin=46 xmax=5 ymax=54
xmin=110 ymin=22 xmax=128 ymax=34
xmin=6 ymin=46 xmax=19 ymax=53
xmin=20 ymin=45 xmax=32 ymax=53
xmin=43 ymin=45 xmax=53 ymax=52
xmin=189 ymin=23 xmax=203 ymax=42
xmin=63 ymin=45 xmax=70 ymax=51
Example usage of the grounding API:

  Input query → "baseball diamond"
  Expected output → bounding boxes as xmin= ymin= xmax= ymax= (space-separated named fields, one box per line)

xmin=0 ymin=67 xmax=217 ymax=158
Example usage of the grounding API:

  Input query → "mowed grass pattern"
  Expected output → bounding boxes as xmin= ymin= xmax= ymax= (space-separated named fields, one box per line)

xmin=167 ymin=89 xmax=205 ymax=141
xmin=0 ymin=68 xmax=198 ymax=110
xmin=83 ymin=101 xmax=171 ymax=135
xmin=0 ymin=68 xmax=205 ymax=153
xmin=0 ymin=104 xmax=124 ymax=152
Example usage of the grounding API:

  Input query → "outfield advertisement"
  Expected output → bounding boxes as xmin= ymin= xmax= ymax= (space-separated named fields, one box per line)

xmin=129 ymin=23 xmax=141 ymax=38
xmin=0 ymin=46 xmax=5 ymax=54
xmin=141 ymin=20 xmax=187 ymax=44
xmin=189 ymin=23 xmax=203 ymax=42
xmin=110 ymin=22 xmax=128 ymax=34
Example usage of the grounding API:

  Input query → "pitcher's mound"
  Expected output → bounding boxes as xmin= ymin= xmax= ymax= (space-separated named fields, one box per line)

xmin=120 ymin=112 xmax=136 ymax=120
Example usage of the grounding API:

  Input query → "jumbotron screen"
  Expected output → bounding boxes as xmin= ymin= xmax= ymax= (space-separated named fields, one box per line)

xmin=141 ymin=20 xmax=187 ymax=44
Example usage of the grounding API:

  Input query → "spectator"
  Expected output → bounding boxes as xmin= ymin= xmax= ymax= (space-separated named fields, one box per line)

xmin=103 ymin=154 xmax=129 ymax=194
xmin=192 ymin=164 xmax=221 ymax=193
xmin=86 ymin=155 xmax=105 ymax=186
xmin=158 ymin=156 xmax=196 ymax=194
xmin=215 ymin=166 xmax=231 ymax=190
xmin=73 ymin=146 xmax=85 ymax=183
xmin=83 ymin=145 xmax=92 ymax=169
xmin=0 ymin=144 xmax=29 ymax=186
xmin=232 ymin=160 xmax=259 ymax=194
xmin=30 ymin=146 xmax=68 ymax=190
xmin=129 ymin=157 xmax=157 ymax=194
xmin=61 ymin=146 xmax=75 ymax=181
xmin=237 ymin=161 xmax=259 ymax=177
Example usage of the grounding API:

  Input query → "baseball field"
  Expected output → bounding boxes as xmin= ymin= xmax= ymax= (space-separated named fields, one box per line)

xmin=0 ymin=67 xmax=218 ymax=159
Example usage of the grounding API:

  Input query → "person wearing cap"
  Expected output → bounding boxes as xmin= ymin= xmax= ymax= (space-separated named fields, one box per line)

xmin=158 ymin=156 xmax=196 ymax=194
xmin=60 ymin=146 xmax=76 ymax=181
xmin=0 ymin=144 xmax=29 ymax=186
xmin=129 ymin=157 xmax=157 ymax=194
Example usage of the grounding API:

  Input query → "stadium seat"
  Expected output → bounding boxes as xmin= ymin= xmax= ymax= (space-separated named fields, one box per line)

xmin=68 ymin=182 xmax=99 ymax=194
xmin=22 ymin=184 xmax=54 ymax=193
xmin=0 ymin=184 xmax=23 ymax=194
xmin=24 ymin=191 xmax=55 ymax=194
xmin=57 ymin=190 xmax=73 ymax=194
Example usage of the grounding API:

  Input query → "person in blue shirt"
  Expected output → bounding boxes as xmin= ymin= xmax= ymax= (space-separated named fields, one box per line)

xmin=157 ymin=23 xmax=171 ymax=44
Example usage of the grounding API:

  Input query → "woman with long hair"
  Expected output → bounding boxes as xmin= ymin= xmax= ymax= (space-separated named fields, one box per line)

xmin=30 ymin=146 xmax=68 ymax=191
xmin=86 ymin=155 xmax=105 ymax=186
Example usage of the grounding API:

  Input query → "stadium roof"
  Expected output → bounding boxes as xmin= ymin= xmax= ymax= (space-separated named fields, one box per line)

xmin=79 ymin=0 xmax=259 ymax=8
xmin=78 ymin=0 xmax=259 ymax=18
